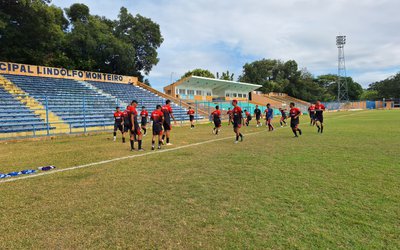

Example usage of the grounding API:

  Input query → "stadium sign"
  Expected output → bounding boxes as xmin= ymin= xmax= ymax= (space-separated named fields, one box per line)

xmin=0 ymin=61 xmax=137 ymax=84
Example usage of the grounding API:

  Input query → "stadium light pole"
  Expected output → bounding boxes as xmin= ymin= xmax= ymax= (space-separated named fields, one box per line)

xmin=170 ymin=72 xmax=176 ymax=85
xmin=336 ymin=35 xmax=349 ymax=102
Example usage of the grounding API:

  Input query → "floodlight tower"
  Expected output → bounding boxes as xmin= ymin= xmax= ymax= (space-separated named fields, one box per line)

xmin=336 ymin=35 xmax=349 ymax=102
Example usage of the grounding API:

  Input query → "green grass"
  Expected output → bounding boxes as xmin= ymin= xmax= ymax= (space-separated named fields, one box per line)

xmin=1 ymin=110 xmax=399 ymax=249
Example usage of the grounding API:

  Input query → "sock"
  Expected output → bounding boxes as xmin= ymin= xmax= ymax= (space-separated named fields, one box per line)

xmin=321 ymin=126 xmax=324 ymax=133
xmin=284 ymin=121 xmax=286 ymax=125
xmin=159 ymin=141 xmax=162 ymax=146
xmin=162 ymin=135 xmax=165 ymax=140
xmin=152 ymin=140 xmax=155 ymax=146
xmin=130 ymin=139 xmax=134 ymax=149
xmin=216 ymin=129 xmax=219 ymax=135
xmin=122 ymin=137 xmax=125 ymax=143
xmin=166 ymin=138 xmax=170 ymax=144
xmin=143 ymin=128 xmax=147 ymax=134
xmin=239 ymin=133 xmax=243 ymax=138
xmin=113 ymin=132 xmax=116 ymax=137
xmin=236 ymin=135 xmax=239 ymax=141
xmin=280 ymin=121 xmax=282 ymax=126
xmin=138 ymin=140 xmax=142 ymax=149
xmin=298 ymin=129 xmax=302 ymax=135
xmin=293 ymin=130 xmax=297 ymax=136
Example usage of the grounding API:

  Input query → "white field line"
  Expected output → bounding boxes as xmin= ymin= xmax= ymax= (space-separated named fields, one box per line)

xmin=0 ymin=129 xmax=271 ymax=184
xmin=0 ymin=111 xmax=366 ymax=185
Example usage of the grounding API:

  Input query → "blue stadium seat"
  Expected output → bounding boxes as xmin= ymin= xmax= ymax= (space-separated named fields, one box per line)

xmin=0 ymin=85 xmax=52 ymax=134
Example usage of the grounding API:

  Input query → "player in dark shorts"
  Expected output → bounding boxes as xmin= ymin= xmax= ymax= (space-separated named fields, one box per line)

xmin=244 ymin=110 xmax=252 ymax=126
xmin=279 ymin=108 xmax=287 ymax=127
xmin=254 ymin=105 xmax=262 ymax=127
xmin=140 ymin=106 xmax=149 ymax=136
xmin=289 ymin=102 xmax=302 ymax=137
xmin=187 ymin=107 xmax=195 ymax=129
xmin=211 ymin=105 xmax=222 ymax=135
xmin=308 ymin=104 xmax=316 ymax=126
xmin=227 ymin=108 xmax=233 ymax=125
xmin=113 ymin=107 xmax=124 ymax=142
xmin=264 ymin=103 xmax=274 ymax=131
xmin=150 ymin=105 xmax=164 ymax=150
xmin=129 ymin=100 xmax=144 ymax=151
xmin=232 ymin=100 xmax=244 ymax=143
xmin=314 ymin=101 xmax=326 ymax=133
xmin=161 ymin=99 xmax=176 ymax=145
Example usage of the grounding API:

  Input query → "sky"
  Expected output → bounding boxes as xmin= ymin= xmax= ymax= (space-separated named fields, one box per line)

xmin=52 ymin=0 xmax=400 ymax=91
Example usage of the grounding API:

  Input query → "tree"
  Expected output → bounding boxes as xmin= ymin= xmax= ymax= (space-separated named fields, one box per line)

xmin=238 ymin=59 xmax=283 ymax=93
xmin=360 ymin=90 xmax=379 ymax=100
xmin=0 ymin=0 xmax=68 ymax=66
xmin=114 ymin=7 xmax=163 ymax=80
xmin=368 ymin=72 xmax=400 ymax=98
xmin=217 ymin=70 xmax=234 ymax=81
xmin=182 ymin=69 xmax=215 ymax=79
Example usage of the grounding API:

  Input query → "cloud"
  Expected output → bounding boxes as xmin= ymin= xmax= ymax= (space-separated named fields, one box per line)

xmin=52 ymin=0 xmax=400 ymax=90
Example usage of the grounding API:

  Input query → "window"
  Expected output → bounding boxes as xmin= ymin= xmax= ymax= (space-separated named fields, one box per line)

xmin=226 ymin=93 xmax=230 ymax=97
xmin=179 ymin=89 xmax=186 ymax=95
xmin=233 ymin=93 xmax=237 ymax=97
xmin=196 ymin=90 xmax=202 ymax=95
xmin=243 ymin=93 xmax=247 ymax=98
xmin=206 ymin=92 xmax=212 ymax=96
xmin=187 ymin=90 xmax=195 ymax=95
xmin=238 ymin=93 xmax=243 ymax=98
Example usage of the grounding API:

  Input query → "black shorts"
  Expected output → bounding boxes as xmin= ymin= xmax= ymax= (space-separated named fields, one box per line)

xmin=315 ymin=114 xmax=323 ymax=123
xmin=114 ymin=123 xmax=123 ymax=132
xmin=141 ymin=119 xmax=147 ymax=126
xmin=163 ymin=121 xmax=171 ymax=131
xmin=131 ymin=123 xmax=141 ymax=135
xmin=153 ymin=123 xmax=163 ymax=136
xmin=256 ymin=115 xmax=260 ymax=120
xmin=214 ymin=119 xmax=221 ymax=128
xmin=247 ymin=116 xmax=252 ymax=121
xmin=233 ymin=121 xmax=242 ymax=128
xmin=309 ymin=112 xmax=315 ymax=119
xmin=189 ymin=115 xmax=194 ymax=121
xmin=124 ymin=123 xmax=131 ymax=132
xmin=290 ymin=118 xmax=299 ymax=129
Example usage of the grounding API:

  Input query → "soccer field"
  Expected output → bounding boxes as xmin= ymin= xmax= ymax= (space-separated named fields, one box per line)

xmin=1 ymin=110 xmax=399 ymax=249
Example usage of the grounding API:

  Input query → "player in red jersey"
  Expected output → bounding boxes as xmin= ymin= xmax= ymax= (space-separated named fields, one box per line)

xmin=279 ymin=108 xmax=287 ymax=127
xmin=140 ymin=106 xmax=149 ymax=136
xmin=244 ymin=109 xmax=252 ymax=126
xmin=129 ymin=100 xmax=144 ymax=151
xmin=232 ymin=100 xmax=244 ymax=143
xmin=289 ymin=102 xmax=302 ymax=137
xmin=308 ymin=104 xmax=316 ymax=126
xmin=161 ymin=99 xmax=177 ymax=145
xmin=150 ymin=105 xmax=164 ymax=150
xmin=314 ymin=101 xmax=326 ymax=133
xmin=122 ymin=105 xmax=131 ymax=142
xmin=211 ymin=105 xmax=222 ymax=135
xmin=187 ymin=106 xmax=195 ymax=129
xmin=113 ymin=107 xmax=124 ymax=142
xmin=227 ymin=108 xmax=233 ymax=125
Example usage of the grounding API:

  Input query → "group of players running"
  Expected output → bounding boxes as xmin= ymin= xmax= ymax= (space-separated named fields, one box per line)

xmin=113 ymin=99 xmax=326 ymax=150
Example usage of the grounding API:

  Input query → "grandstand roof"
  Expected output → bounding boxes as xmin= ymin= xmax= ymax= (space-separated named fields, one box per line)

xmin=169 ymin=76 xmax=262 ymax=92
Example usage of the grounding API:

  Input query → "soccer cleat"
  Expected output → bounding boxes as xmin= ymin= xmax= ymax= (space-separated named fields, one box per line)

xmin=234 ymin=140 xmax=238 ymax=144
xmin=212 ymin=128 xmax=215 ymax=134
xmin=158 ymin=145 xmax=161 ymax=149
xmin=138 ymin=148 xmax=145 ymax=151
xmin=293 ymin=135 xmax=299 ymax=138
xmin=166 ymin=143 xmax=173 ymax=146
xmin=317 ymin=127 xmax=321 ymax=133
xmin=299 ymin=129 xmax=302 ymax=135
xmin=161 ymin=139 xmax=164 ymax=145
xmin=130 ymin=148 xmax=135 ymax=151
xmin=151 ymin=146 xmax=155 ymax=150
xmin=113 ymin=137 xmax=116 ymax=142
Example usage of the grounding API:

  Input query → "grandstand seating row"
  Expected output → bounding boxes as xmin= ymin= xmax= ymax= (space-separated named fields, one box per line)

xmin=0 ymin=74 xmax=203 ymax=135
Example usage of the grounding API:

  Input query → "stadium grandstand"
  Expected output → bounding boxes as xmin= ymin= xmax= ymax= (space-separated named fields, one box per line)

xmin=0 ymin=61 xmax=204 ymax=139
